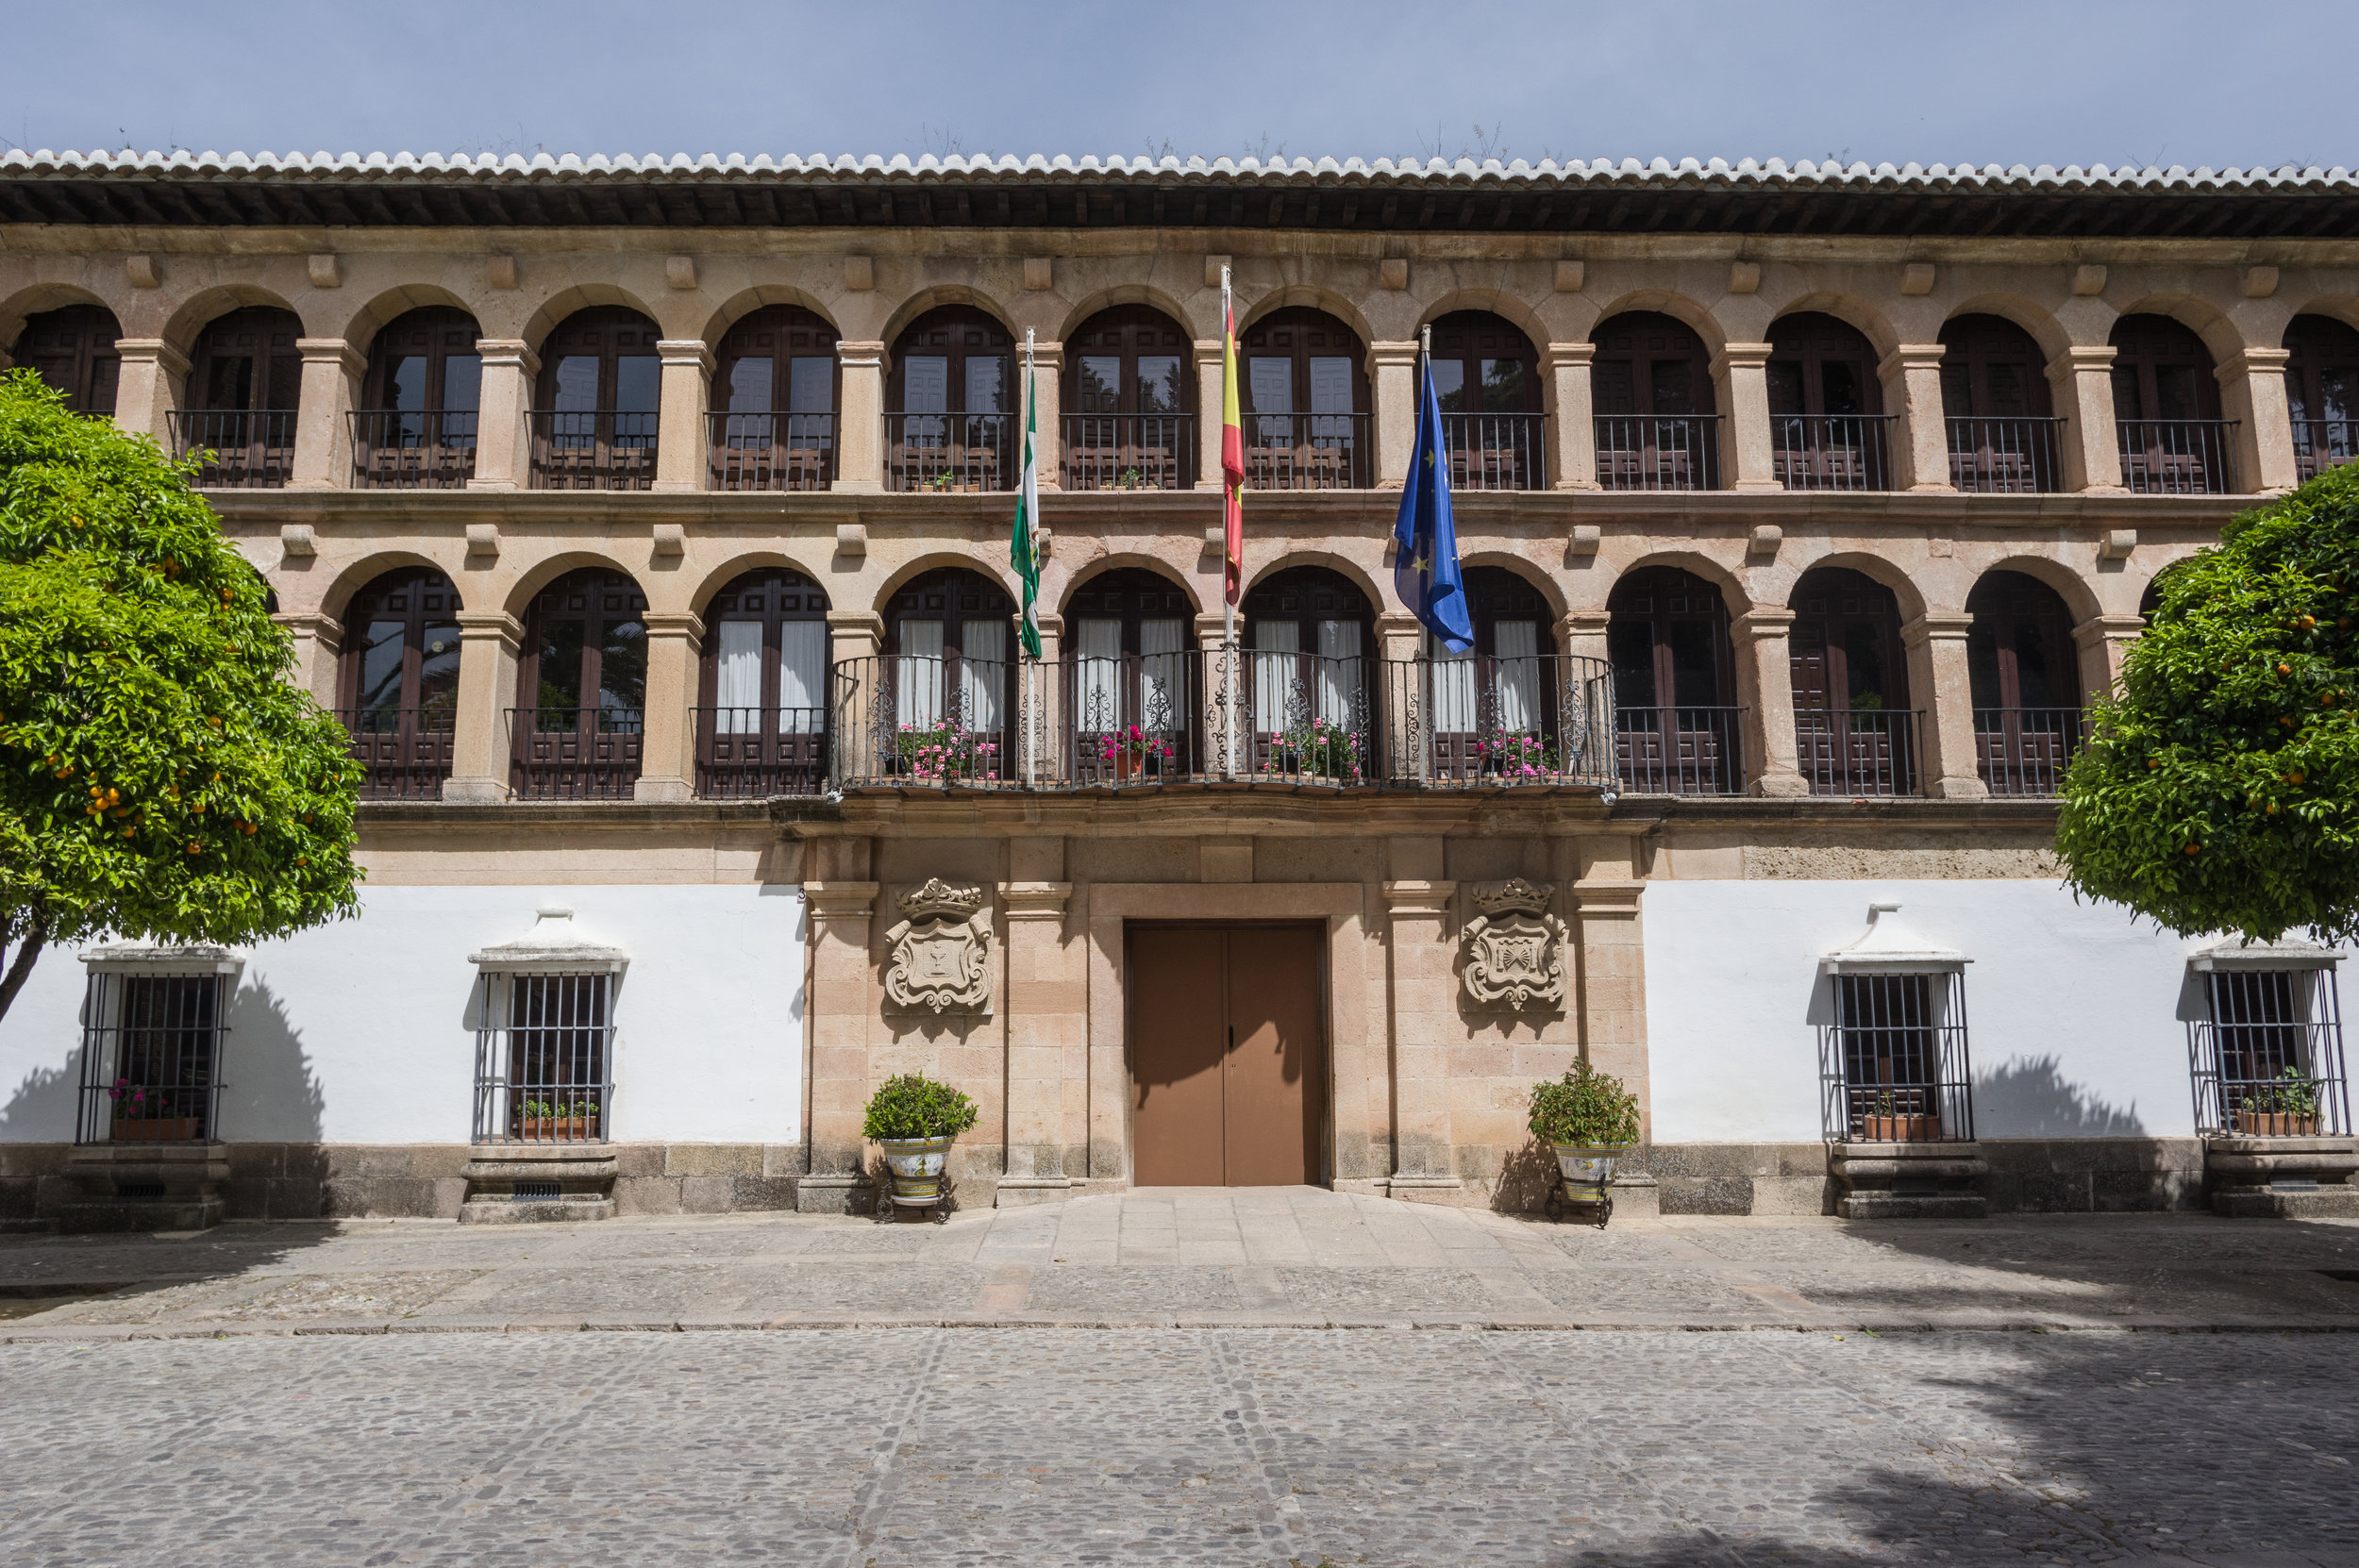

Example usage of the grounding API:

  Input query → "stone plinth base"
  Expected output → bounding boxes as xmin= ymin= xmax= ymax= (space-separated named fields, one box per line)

xmin=2205 ymin=1136 xmax=2359 ymax=1218
xmin=60 ymin=1143 xmax=229 ymax=1233
xmin=1386 ymin=1174 xmax=1469 ymax=1205
xmin=1608 ymin=1175 xmax=1661 ymax=1218
xmin=458 ymin=1144 xmax=618 ymax=1226
xmin=994 ymin=1176 xmax=1076 ymax=1208
xmin=1832 ymin=1141 xmax=1990 ymax=1220
xmin=795 ymin=1173 xmax=873 ymax=1214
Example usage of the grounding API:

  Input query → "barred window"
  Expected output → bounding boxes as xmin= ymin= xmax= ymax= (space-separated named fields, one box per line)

xmin=473 ymin=971 xmax=614 ymax=1145
xmin=75 ymin=961 xmax=234 ymax=1145
xmin=2190 ymin=960 xmax=2349 ymax=1137
xmin=1822 ymin=970 xmax=1973 ymax=1143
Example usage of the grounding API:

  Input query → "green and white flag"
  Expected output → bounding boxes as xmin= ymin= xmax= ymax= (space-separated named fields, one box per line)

xmin=1012 ymin=346 xmax=1043 ymax=659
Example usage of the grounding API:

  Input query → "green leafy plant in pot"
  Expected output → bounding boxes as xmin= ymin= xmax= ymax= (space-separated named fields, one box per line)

xmin=862 ymin=1073 xmax=979 ymax=1222
xmin=1528 ymin=1061 xmax=1642 ymax=1225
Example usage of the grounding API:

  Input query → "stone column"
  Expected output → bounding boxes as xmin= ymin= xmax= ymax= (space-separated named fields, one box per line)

xmin=1733 ymin=607 xmax=1808 ymax=796
xmin=1194 ymin=340 xmax=1225 ymax=485
xmin=1573 ymin=839 xmax=1650 ymax=1141
xmin=466 ymin=340 xmax=537 ymax=492
xmin=288 ymin=339 xmax=364 ymax=491
xmin=1711 ymin=341 xmax=1782 ymax=492
xmin=1900 ymin=612 xmax=1989 ymax=800
xmin=444 ymin=610 xmax=523 ymax=803
xmin=1542 ymin=341 xmax=1599 ymax=491
xmin=111 ymin=339 xmax=188 ymax=444
xmin=1368 ymin=340 xmax=1418 ymax=490
xmin=633 ymin=610 xmax=704 ymax=802
xmin=1382 ymin=877 xmax=1463 ymax=1197
xmin=1556 ymin=609 xmax=1610 ymax=664
xmin=828 ymin=609 xmax=885 ymax=780
xmin=2046 ymin=344 xmax=2128 ymax=494
xmin=2073 ymin=612 xmax=2147 ymax=698
xmin=834 ymin=339 xmax=886 ymax=494
xmin=1025 ymin=339 xmax=1063 ymax=492
xmin=998 ymin=862 xmax=1081 ymax=1201
xmin=2218 ymin=347 xmax=2300 ymax=495
xmin=1376 ymin=609 xmax=1423 ymax=783
xmin=272 ymin=611 xmax=343 ymax=708
xmin=1877 ymin=343 xmax=1955 ymax=492
xmin=801 ymin=875 xmax=879 ymax=1203
xmin=652 ymin=340 xmax=712 ymax=495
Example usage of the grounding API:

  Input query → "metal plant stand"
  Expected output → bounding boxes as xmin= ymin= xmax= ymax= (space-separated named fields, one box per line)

xmin=1543 ymin=1144 xmax=1624 ymax=1227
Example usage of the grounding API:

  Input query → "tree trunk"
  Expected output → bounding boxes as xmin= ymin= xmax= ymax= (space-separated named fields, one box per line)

xmin=0 ymin=911 xmax=48 ymax=1026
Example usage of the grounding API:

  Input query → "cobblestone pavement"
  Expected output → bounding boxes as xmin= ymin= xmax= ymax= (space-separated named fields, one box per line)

xmin=7 ymin=1189 xmax=2359 ymax=1336
xmin=1 ymin=1326 xmax=2353 ymax=1566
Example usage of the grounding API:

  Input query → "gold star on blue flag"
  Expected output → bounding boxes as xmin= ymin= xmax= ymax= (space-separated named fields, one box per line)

xmin=1392 ymin=349 xmax=1474 ymax=653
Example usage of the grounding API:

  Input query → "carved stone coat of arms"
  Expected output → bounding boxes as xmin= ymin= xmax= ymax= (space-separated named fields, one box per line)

xmin=1461 ymin=878 xmax=1568 ymax=1012
xmin=884 ymin=878 xmax=994 ymax=1015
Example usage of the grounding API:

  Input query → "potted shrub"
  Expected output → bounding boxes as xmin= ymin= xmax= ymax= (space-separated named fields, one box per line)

xmin=108 ymin=1079 xmax=201 ymax=1143
xmin=1528 ymin=1061 xmax=1641 ymax=1223
xmin=1858 ymin=1089 xmax=1940 ymax=1143
xmin=1265 ymin=716 xmax=1364 ymax=783
xmin=863 ymin=1073 xmax=979 ymax=1222
xmin=1101 ymin=724 xmax=1173 ymax=783
xmin=2234 ymin=1067 xmax=2322 ymax=1137
xmin=512 ymin=1097 xmax=599 ymax=1142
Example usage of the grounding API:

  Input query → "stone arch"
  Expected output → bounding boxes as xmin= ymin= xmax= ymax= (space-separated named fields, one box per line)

xmin=1971 ymin=554 xmax=2102 ymax=625
xmin=1413 ymin=289 xmax=1550 ymax=351
xmin=685 ymin=548 xmax=833 ymax=618
xmin=1585 ymin=290 xmax=1730 ymax=356
xmin=872 ymin=548 xmax=1019 ymax=609
xmin=1455 ymin=550 xmax=1567 ymax=621
xmin=322 ymin=548 xmax=466 ymax=622
xmin=519 ymin=284 xmax=665 ymax=356
xmin=879 ymin=284 xmax=1019 ymax=348
xmin=2282 ymin=292 xmax=2359 ymax=338
xmin=2113 ymin=292 xmax=2248 ymax=366
xmin=162 ymin=284 xmax=309 ymax=354
xmin=697 ymin=286 xmax=843 ymax=350
xmin=1764 ymin=291 xmax=1901 ymax=360
xmin=1056 ymin=284 xmax=1206 ymax=345
xmin=1242 ymin=547 xmax=1391 ymax=611
xmin=501 ymin=549 xmax=647 ymax=620
xmin=1610 ymin=549 xmax=1756 ymax=617
xmin=1942 ymin=294 xmax=2075 ymax=361
xmin=1055 ymin=554 xmax=1203 ymax=617
xmin=1235 ymin=285 xmax=1375 ymax=350
xmin=332 ymin=283 xmax=480 ymax=352
xmin=1778 ymin=548 xmax=1930 ymax=624
xmin=0 ymin=283 xmax=115 ymax=353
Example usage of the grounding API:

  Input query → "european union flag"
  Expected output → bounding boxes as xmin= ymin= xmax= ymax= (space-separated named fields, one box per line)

xmin=1392 ymin=350 xmax=1474 ymax=654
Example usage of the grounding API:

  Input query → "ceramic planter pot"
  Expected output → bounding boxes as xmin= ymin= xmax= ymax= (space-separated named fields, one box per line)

xmin=1552 ymin=1143 xmax=1627 ymax=1201
xmin=878 ymin=1135 xmax=957 ymax=1207
xmin=1859 ymin=1113 xmax=1941 ymax=1143
xmin=2234 ymin=1109 xmax=2319 ymax=1137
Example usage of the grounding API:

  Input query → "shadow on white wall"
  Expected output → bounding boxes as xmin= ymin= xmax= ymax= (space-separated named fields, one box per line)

xmin=1975 ymin=1055 xmax=2149 ymax=1137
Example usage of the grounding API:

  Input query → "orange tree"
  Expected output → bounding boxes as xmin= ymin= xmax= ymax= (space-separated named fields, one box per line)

xmin=0 ymin=369 xmax=360 ymax=1022
xmin=2057 ymin=463 xmax=2359 ymax=943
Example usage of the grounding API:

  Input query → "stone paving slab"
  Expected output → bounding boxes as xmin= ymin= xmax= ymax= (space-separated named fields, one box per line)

xmin=8 ymin=1191 xmax=2359 ymax=1340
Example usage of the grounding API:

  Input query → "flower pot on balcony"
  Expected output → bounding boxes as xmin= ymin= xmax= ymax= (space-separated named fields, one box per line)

xmin=1114 ymin=752 xmax=1139 ymax=783
xmin=2234 ymin=1109 xmax=2320 ymax=1138
xmin=1860 ymin=1114 xmax=1941 ymax=1142
xmin=111 ymin=1116 xmax=202 ymax=1143
xmin=878 ymin=1136 xmax=956 ymax=1210
xmin=513 ymin=1115 xmax=593 ymax=1142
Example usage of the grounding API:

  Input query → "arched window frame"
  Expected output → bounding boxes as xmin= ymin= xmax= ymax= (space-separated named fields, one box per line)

xmin=711 ymin=305 xmax=841 ymax=492
xmin=513 ymin=569 xmax=649 ymax=800
xmin=1790 ymin=567 xmax=1916 ymax=797
xmin=887 ymin=306 xmax=1015 ymax=492
xmin=2284 ymin=313 xmax=2359 ymax=479
xmin=1240 ymin=565 xmax=1373 ymax=778
xmin=695 ymin=567 xmax=832 ymax=797
xmin=354 ymin=307 xmax=483 ymax=489
xmin=8 ymin=303 xmax=121 ymax=414
xmin=1238 ymin=307 xmax=1368 ymax=490
xmin=1063 ymin=305 xmax=1196 ymax=491
xmin=530 ymin=306 xmax=662 ymax=490
xmin=883 ymin=568 xmax=1017 ymax=778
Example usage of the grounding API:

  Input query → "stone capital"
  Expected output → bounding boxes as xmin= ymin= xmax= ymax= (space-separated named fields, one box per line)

xmin=1558 ymin=608 xmax=1612 ymax=637
xmin=272 ymin=609 xmax=343 ymax=647
xmin=2071 ymin=612 xmax=2147 ymax=649
xmin=1876 ymin=343 xmax=1948 ymax=378
xmin=1734 ymin=607 xmax=1798 ymax=640
xmin=2047 ymin=343 xmax=2117 ymax=376
xmin=1541 ymin=341 xmax=1597 ymax=369
xmin=1571 ymin=878 xmax=1646 ymax=917
xmin=473 ymin=338 xmax=540 ymax=375
xmin=995 ymin=881 xmax=1073 ymax=921
xmin=1382 ymin=879 xmax=1457 ymax=918
xmin=641 ymin=610 xmax=706 ymax=642
xmin=1899 ymin=611 xmax=1976 ymax=647
xmin=656 ymin=340 xmax=715 ymax=373
xmin=1366 ymin=340 xmax=1419 ymax=371
xmin=1193 ymin=338 xmax=1224 ymax=367
xmin=1711 ymin=342 xmax=1775 ymax=375
xmin=2218 ymin=347 xmax=2292 ymax=381
xmin=112 ymin=337 xmax=192 ymax=376
xmin=454 ymin=609 xmax=525 ymax=652
xmin=804 ymin=881 xmax=879 ymax=922
xmin=294 ymin=338 xmax=367 ymax=377
xmin=835 ymin=339 xmax=887 ymax=368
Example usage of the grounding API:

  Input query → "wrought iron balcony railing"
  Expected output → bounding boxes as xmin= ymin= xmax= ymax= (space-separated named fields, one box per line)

xmin=507 ymin=708 xmax=644 ymax=799
xmin=2293 ymin=418 xmax=2359 ymax=483
xmin=349 ymin=409 xmax=477 ymax=490
xmin=694 ymin=706 xmax=828 ymax=798
xmin=1615 ymin=706 xmax=1748 ymax=795
xmin=1595 ymin=415 xmax=1720 ymax=491
xmin=1241 ymin=413 xmax=1371 ymax=490
xmin=1438 ymin=412 xmax=1546 ymax=492
xmin=2117 ymin=419 xmax=2236 ymax=495
xmin=1770 ymin=414 xmax=1896 ymax=492
xmin=1947 ymin=417 xmax=2063 ymax=493
xmin=1973 ymin=708 xmax=2086 ymax=797
xmin=170 ymin=409 xmax=296 ymax=489
xmin=528 ymin=410 xmax=658 ymax=491
xmin=337 ymin=707 xmax=458 ymax=800
xmin=1061 ymin=414 xmax=1196 ymax=491
xmin=1796 ymin=709 xmax=1923 ymax=797
xmin=709 ymin=411 xmax=834 ymax=492
xmin=887 ymin=412 xmax=1013 ymax=492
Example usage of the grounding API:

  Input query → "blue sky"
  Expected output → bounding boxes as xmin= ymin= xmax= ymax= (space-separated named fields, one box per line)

xmin=4 ymin=0 xmax=2349 ymax=171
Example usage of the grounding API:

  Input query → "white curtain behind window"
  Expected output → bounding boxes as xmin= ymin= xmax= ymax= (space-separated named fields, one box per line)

xmin=1076 ymin=618 xmax=1122 ymax=730
xmin=1493 ymin=620 xmax=1541 ymax=733
xmin=714 ymin=621 xmax=762 ymax=735
xmin=1314 ymin=619 xmax=1361 ymax=726
xmin=1430 ymin=635 xmax=1477 ymax=732
xmin=1140 ymin=618 xmax=1185 ymax=733
xmin=960 ymin=619 xmax=1006 ymax=731
xmin=1253 ymin=621 xmax=1298 ymax=735
xmin=778 ymin=621 xmax=827 ymax=734
xmin=897 ymin=619 xmax=945 ymax=727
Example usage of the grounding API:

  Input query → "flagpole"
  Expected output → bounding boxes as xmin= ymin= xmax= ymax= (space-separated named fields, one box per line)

xmin=1024 ymin=328 xmax=1036 ymax=789
xmin=1221 ymin=264 xmax=1237 ymax=781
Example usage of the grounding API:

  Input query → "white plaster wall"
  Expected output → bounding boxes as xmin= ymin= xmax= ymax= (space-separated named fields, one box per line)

xmin=1644 ymin=880 xmax=2240 ymax=1144
xmin=0 ymin=885 xmax=805 ymax=1145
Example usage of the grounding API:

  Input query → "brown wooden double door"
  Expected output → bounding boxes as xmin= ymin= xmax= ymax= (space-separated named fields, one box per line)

xmin=1129 ymin=925 xmax=1326 ymax=1187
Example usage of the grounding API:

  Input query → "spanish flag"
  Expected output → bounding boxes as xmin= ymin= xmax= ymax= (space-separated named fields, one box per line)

xmin=1220 ymin=268 xmax=1244 ymax=609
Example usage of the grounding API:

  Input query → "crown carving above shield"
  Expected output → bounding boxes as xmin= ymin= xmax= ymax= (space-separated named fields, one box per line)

xmin=898 ymin=877 xmax=985 ymax=921
xmin=1473 ymin=877 xmax=1552 ymax=918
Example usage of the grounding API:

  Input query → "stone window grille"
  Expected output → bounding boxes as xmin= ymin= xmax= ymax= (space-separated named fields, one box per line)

xmin=1818 ymin=906 xmax=1975 ymax=1145
xmin=74 ymin=944 xmax=242 ymax=1145
xmin=469 ymin=907 xmax=627 ymax=1146
xmin=2187 ymin=942 xmax=2350 ymax=1138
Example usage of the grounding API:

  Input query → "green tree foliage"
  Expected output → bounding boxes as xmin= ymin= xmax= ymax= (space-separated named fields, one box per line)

xmin=0 ymin=370 xmax=361 ymax=1020
xmin=861 ymin=1074 xmax=980 ymax=1141
xmin=2057 ymin=463 xmax=2359 ymax=943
